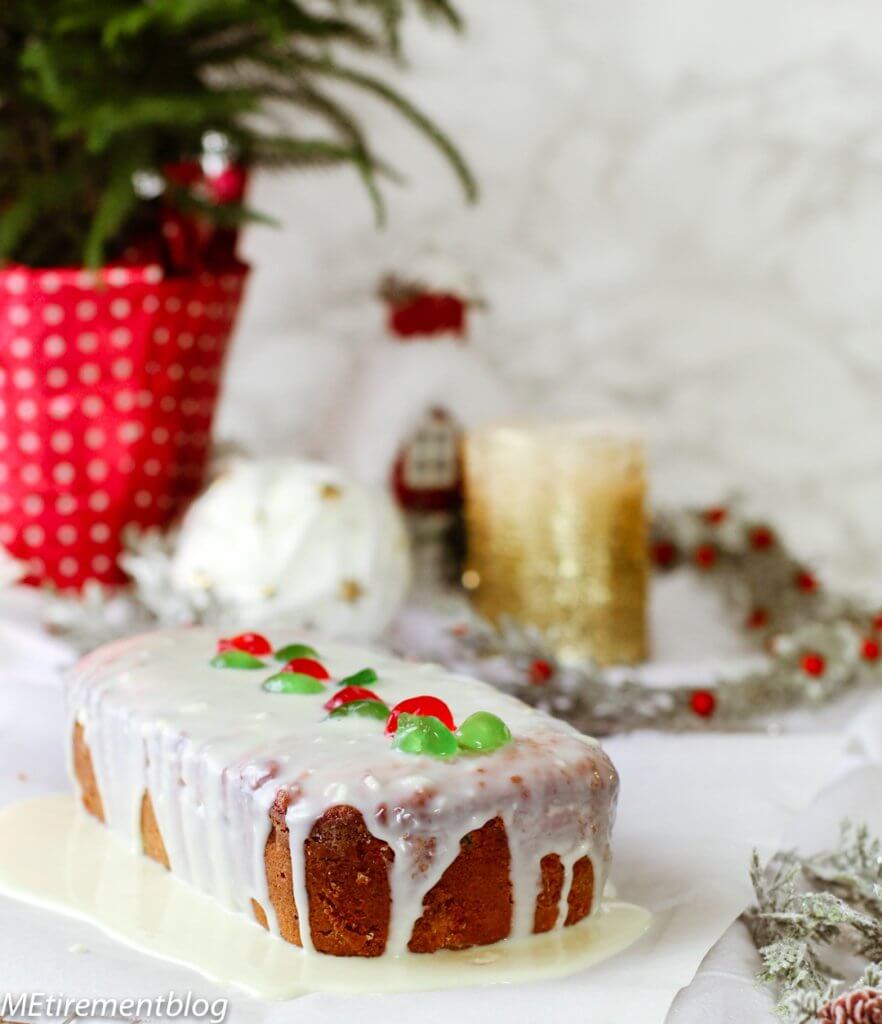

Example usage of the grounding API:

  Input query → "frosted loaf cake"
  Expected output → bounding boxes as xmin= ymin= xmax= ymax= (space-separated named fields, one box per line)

xmin=67 ymin=628 xmax=619 ymax=958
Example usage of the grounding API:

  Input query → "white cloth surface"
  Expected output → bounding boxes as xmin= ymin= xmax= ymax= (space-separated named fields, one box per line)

xmin=667 ymin=713 xmax=882 ymax=1023
xmin=0 ymin=594 xmax=860 ymax=1024
xmin=2 ymin=577 xmax=882 ymax=1021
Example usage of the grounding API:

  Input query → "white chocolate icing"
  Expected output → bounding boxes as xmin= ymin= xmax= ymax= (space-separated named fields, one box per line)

xmin=66 ymin=628 xmax=619 ymax=957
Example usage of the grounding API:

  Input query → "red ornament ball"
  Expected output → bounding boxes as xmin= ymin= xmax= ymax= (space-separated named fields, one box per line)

xmin=206 ymin=165 xmax=247 ymax=205
xmin=795 ymin=570 xmax=819 ymax=594
xmin=282 ymin=657 xmax=330 ymax=680
xmin=385 ymin=695 xmax=455 ymax=735
xmin=750 ymin=526 xmax=775 ymax=550
xmin=218 ymin=632 xmax=272 ymax=656
xmin=705 ymin=506 xmax=727 ymax=525
xmin=801 ymin=652 xmax=826 ymax=677
xmin=690 ymin=690 xmax=716 ymax=717
xmin=529 ymin=659 xmax=554 ymax=685
xmin=324 ymin=685 xmax=382 ymax=712
xmin=694 ymin=544 xmax=717 ymax=569
xmin=862 ymin=638 xmax=881 ymax=663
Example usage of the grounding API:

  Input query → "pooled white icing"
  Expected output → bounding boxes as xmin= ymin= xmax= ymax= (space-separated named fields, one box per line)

xmin=0 ymin=796 xmax=648 ymax=999
xmin=66 ymin=628 xmax=618 ymax=957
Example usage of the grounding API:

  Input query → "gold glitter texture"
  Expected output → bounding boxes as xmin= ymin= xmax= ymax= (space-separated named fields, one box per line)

xmin=463 ymin=420 xmax=648 ymax=666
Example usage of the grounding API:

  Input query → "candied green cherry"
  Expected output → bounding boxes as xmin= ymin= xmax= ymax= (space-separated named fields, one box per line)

xmin=329 ymin=699 xmax=389 ymax=721
xmin=262 ymin=672 xmax=326 ymax=695
xmin=274 ymin=643 xmax=319 ymax=663
xmin=455 ymin=712 xmax=512 ymax=754
xmin=338 ymin=667 xmax=379 ymax=688
xmin=211 ymin=650 xmax=266 ymax=670
xmin=392 ymin=712 xmax=458 ymax=759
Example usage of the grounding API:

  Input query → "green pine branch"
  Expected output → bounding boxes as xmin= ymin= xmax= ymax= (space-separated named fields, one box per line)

xmin=0 ymin=0 xmax=475 ymax=267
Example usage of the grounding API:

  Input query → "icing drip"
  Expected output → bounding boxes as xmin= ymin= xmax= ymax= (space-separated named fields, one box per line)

xmin=0 ymin=795 xmax=649 ymax=999
xmin=66 ymin=629 xmax=618 ymax=956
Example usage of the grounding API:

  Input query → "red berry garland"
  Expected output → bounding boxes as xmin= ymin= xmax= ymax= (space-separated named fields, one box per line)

xmin=690 ymin=690 xmax=716 ymax=717
xmin=450 ymin=504 xmax=882 ymax=736
xmin=218 ymin=632 xmax=272 ymax=656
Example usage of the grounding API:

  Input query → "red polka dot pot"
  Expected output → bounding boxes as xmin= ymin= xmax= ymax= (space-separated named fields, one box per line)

xmin=0 ymin=261 xmax=248 ymax=589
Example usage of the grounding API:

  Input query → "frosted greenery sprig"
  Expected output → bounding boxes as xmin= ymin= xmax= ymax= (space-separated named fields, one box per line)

xmin=744 ymin=823 xmax=882 ymax=1022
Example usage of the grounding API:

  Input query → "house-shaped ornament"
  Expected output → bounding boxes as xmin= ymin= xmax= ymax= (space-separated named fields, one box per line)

xmin=326 ymin=260 xmax=510 ymax=587
xmin=381 ymin=271 xmax=472 ymax=517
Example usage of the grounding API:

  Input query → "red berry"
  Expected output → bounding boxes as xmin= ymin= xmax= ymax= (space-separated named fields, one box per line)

xmin=750 ymin=526 xmax=775 ymax=550
xmin=705 ymin=506 xmax=727 ymax=525
xmin=746 ymin=608 xmax=769 ymax=629
xmin=873 ymin=614 xmax=882 ymax=632
xmin=694 ymin=544 xmax=716 ymax=569
xmin=796 ymin=571 xmax=818 ymax=594
xmin=282 ymin=657 xmax=330 ymax=680
xmin=801 ymin=652 xmax=826 ymax=677
xmin=862 ymin=638 xmax=880 ymax=662
xmin=690 ymin=690 xmax=716 ymax=717
xmin=652 ymin=539 xmax=677 ymax=568
xmin=324 ymin=685 xmax=382 ymax=712
xmin=529 ymin=659 xmax=553 ymax=685
xmin=385 ymin=696 xmax=455 ymax=735
xmin=218 ymin=632 xmax=272 ymax=656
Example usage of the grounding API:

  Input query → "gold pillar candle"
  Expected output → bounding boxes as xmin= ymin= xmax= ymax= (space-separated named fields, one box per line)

xmin=463 ymin=420 xmax=648 ymax=666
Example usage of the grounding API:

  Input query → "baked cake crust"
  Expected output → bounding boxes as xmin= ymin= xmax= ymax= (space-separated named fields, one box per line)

xmin=68 ymin=629 xmax=617 ymax=958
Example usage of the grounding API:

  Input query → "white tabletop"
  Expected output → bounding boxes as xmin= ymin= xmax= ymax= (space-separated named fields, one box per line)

xmin=0 ymin=578 xmax=874 ymax=1023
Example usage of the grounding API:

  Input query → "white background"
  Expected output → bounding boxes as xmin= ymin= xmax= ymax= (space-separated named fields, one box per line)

xmin=218 ymin=0 xmax=882 ymax=594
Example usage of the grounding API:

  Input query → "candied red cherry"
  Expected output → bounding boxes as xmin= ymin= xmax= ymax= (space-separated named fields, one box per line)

xmin=385 ymin=695 xmax=455 ymax=735
xmin=282 ymin=657 xmax=330 ymax=680
xmin=324 ymin=686 xmax=383 ymax=712
xmin=218 ymin=632 xmax=272 ymax=656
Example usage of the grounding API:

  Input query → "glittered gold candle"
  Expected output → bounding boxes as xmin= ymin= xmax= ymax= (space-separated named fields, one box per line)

xmin=463 ymin=420 xmax=648 ymax=666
